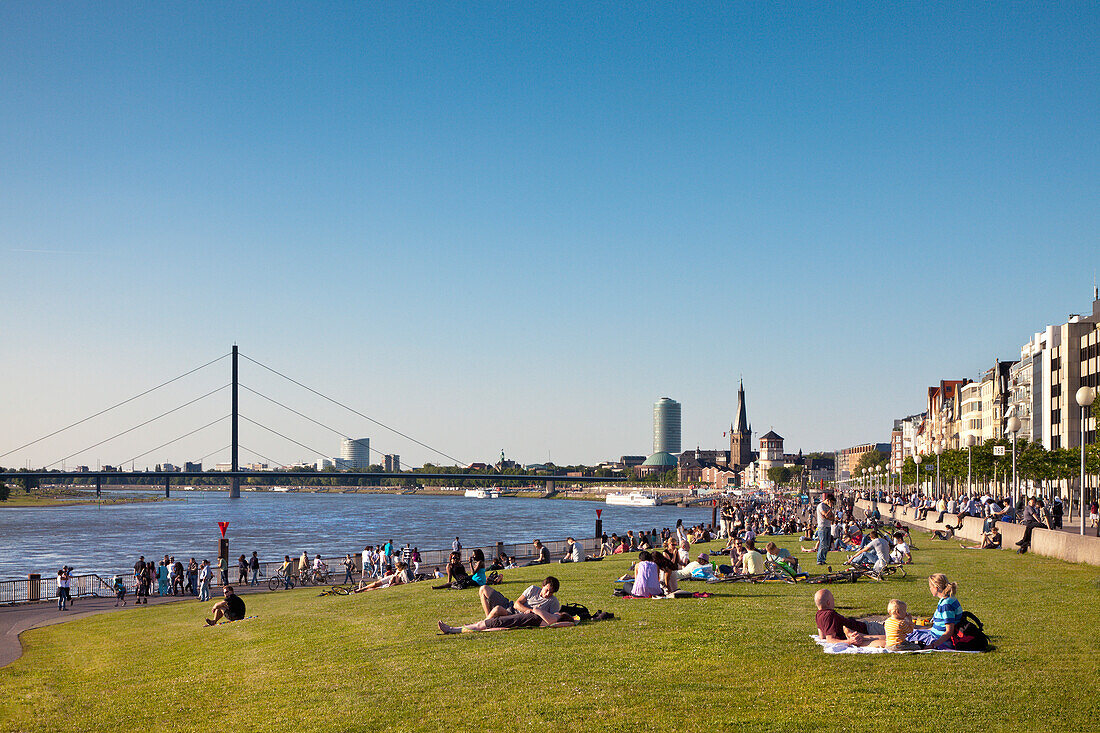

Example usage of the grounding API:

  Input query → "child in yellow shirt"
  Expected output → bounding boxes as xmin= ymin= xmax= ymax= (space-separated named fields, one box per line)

xmin=885 ymin=598 xmax=921 ymax=651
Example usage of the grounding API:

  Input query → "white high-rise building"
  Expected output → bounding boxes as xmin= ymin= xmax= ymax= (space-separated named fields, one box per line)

xmin=652 ymin=398 xmax=681 ymax=455
xmin=339 ymin=438 xmax=371 ymax=469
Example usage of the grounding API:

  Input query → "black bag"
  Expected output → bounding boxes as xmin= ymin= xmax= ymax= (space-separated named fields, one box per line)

xmin=559 ymin=602 xmax=591 ymax=621
xmin=952 ymin=611 xmax=989 ymax=651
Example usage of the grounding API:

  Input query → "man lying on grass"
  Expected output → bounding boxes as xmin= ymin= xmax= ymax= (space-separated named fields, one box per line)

xmin=437 ymin=606 xmax=576 ymax=634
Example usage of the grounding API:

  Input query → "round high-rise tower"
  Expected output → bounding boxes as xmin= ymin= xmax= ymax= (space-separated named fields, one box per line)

xmin=652 ymin=398 xmax=681 ymax=455
xmin=340 ymin=438 xmax=371 ymax=469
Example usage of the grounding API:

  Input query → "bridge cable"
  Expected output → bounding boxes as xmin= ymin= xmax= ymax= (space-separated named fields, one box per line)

xmin=239 ymin=383 xmax=401 ymax=460
xmin=118 ymin=415 xmax=230 ymax=468
xmin=239 ymin=445 xmax=285 ymax=468
xmin=199 ymin=445 xmax=231 ymax=462
xmin=238 ymin=352 xmax=465 ymax=466
xmin=238 ymin=415 xmax=332 ymax=461
xmin=43 ymin=384 xmax=230 ymax=469
xmin=0 ymin=352 xmax=229 ymax=460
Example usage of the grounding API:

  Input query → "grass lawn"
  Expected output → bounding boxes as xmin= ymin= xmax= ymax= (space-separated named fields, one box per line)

xmin=1 ymin=533 xmax=1098 ymax=732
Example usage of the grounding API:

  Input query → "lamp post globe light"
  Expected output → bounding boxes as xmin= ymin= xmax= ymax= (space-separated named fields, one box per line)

xmin=1076 ymin=386 xmax=1096 ymax=535
xmin=965 ymin=434 xmax=976 ymax=500
xmin=1006 ymin=416 xmax=1022 ymax=504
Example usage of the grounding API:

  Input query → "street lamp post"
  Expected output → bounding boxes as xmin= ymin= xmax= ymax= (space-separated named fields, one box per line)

xmin=935 ymin=442 xmax=944 ymax=499
xmin=915 ymin=453 xmax=923 ymax=497
xmin=1007 ymin=416 xmax=1022 ymax=504
xmin=1076 ymin=386 xmax=1096 ymax=536
xmin=965 ymin=434 xmax=975 ymax=499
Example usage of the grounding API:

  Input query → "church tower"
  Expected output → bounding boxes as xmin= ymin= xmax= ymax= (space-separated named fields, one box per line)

xmin=730 ymin=379 xmax=752 ymax=467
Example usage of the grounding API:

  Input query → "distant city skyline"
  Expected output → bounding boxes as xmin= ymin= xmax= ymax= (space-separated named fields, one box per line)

xmin=2 ymin=5 xmax=1097 ymax=468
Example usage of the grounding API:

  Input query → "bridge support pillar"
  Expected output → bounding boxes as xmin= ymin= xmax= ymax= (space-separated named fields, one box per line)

xmin=164 ymin=476 xmax=170 ymax=499
xmin=545 ymin=480 xmax=555 ymax=495
xmin=95 ymin=475 xmax=101 ymax=499
xmin=230 ymin=477 xmax=240 ymax=499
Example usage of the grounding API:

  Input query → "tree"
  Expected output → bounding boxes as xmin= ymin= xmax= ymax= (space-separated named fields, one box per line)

xmin=855 ymin=449 xmax=888 ymax=475
xmin=767 ymin=466 xmax=791 ymax=486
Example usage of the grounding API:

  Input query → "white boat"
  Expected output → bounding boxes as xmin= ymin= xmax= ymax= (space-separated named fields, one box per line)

xmin=463 ymin=488 xmax=501 ymax=499
xmin=605 ymin=491 xmax=660 ymax=507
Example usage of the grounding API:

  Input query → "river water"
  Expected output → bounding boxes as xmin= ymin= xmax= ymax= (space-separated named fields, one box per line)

xmin=0 ymin=490 xmax=711 ymax=578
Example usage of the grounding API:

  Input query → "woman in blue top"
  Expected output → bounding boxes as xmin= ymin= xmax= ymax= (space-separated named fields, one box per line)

xmin=907 ymin=573 xmax=961 ymax=649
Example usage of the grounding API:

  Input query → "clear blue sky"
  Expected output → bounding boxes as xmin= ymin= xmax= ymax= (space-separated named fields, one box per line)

xmin=2 ymin=3 xmax=1097 ymax=469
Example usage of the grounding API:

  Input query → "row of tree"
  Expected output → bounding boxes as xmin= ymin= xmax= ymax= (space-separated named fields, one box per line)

xmin=850 ymin=438 xmax=1100 ymax=494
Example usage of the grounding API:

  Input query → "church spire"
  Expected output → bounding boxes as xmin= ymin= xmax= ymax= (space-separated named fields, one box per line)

xmin=735 ymin=379 xmax=749 ymax=434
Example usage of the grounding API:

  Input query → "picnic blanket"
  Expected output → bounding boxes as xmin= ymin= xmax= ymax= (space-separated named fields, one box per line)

xmin=623 ymin=592 xmax=713 ymax=599
xmin=810 ymin=635 xmax=982 ymax=654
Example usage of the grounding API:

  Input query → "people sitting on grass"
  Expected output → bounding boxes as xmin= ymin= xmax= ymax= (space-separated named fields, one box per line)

xmin=961 ymin=528 xmax=1002 ymax=550
xmin=764 ymin=542 xmax=799 ymax=574
xmin=478 ymin=576 xmax=561 ymax=618
xmin=813 ymin=588 xmax=884 ymax=647
xmin=559 ymin=537 xmax=583 ymax=563
xmin=438 ymin=606 xmax=576 ymax=634
xmin=741 ymin=540 xmax=766 ymax=575
xmin=930 ymin=525 xmax=955 ymax=541
xmin=523 ymin=539 xmax=551 ymax=566
xmin=884 ymin=598 xmax=921 ymax=651
xmin=651 ymin=550 xmax=679 ymax=594
xmin=204 ymin=585 xmax=246 ymax=626
xmin=905 ymin=573 xmax=962 ymax=649
xmin=847 ymin=529 xmax=891 ymax=574
xmin=432 ymin=551 xmax=472 ymax=589
xmin=889 ymin=531 xmax=913 ymax=564
xmin=620 ymin=551 xmax=662 ymax=597
xmin=675 ymin=552 xmax=712 ymax=581
xmin=357 ymin=561 xmax=414 ymax=592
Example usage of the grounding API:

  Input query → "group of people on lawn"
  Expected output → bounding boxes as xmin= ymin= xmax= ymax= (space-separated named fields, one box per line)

xmin=814 ymin=572 xmax=963 ymax=650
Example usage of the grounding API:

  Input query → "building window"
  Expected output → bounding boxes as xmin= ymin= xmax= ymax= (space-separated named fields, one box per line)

xmin=1051 ymin=409 xmax=1061 ymax=424
xmin=1052 ymin=435 xmax=1061 ymax=449
xmin=1051 ymin=383 xmax=1061 ymax=398
xmin=1051 ymin=357 xmax=1061 ymax=370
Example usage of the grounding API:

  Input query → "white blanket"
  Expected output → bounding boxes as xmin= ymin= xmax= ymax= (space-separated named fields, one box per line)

xmin=810 ymin=635 xmax=981 ymax=654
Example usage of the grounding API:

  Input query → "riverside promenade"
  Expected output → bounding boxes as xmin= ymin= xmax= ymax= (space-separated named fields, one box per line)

xmin=855 ymin=498 xmax=1100 ymax=565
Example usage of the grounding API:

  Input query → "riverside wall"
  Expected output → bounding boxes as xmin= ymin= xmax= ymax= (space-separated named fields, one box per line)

xmin=855 ymin=499 xmax=1100 ymax=567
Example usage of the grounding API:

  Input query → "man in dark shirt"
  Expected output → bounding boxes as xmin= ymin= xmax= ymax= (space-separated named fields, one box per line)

xmin=1016 ymin=497 xmax=1046 ymax=554
xmin=204 ymin=585 xmax=246 ymax=626
xmin=814 ymin=589 xmax=883 ymax=647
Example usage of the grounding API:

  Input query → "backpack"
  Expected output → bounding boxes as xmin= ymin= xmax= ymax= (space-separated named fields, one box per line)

xmin=559 ymin=602 xmax=591 ymax=621
xmin=952 ymin=611 xmax=989 ymax=651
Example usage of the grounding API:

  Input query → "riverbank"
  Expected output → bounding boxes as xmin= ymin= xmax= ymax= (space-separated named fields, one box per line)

xmin=0 ymin=490 xmax=171 ymax=509
xmin=1 ymin=534 xmax=1097 ymax=731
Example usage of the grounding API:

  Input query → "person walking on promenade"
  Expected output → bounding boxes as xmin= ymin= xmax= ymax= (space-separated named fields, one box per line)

xmin=56 ymin=567 xmax=71 ymax=611
xmin=218 ymin=555 xmax=229 ymax=586
xmin=172 ymin=558 xmax=185 ymax=595
xmin=249 ymin=551 xmax=260 ymax=586
xmin=382 ymin=540 xmax=394 ymax=574
xmin=452 ymin=536 xmax=462 ymax=554
xmin=144 ymin=562 xmax=156 ymax=601
xmin=298 ymin=551 xmax=309 ymax=580
xmin=361 ymin=546 xmax=373 ymax=580
xmin=237 ymin=554 xmax=248 ymax=585
xmin=280 ymin=555 xmax=295 ymax=590
xmin=197 ymin=559 xmax=213 ymax=602
xmin=133 ymin=556 xmax=148 ymax=605
xmin=815 ymin=493 xmax=837 ymax=565
xmin=157 ymin=559 xmax=169 ymax=596
xmin=342 ymin=554 xmax=355 ymax=584
xmin=187 ymin=558 xmax=198 ymax=596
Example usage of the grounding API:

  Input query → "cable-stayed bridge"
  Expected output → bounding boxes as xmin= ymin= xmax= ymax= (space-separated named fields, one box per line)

xmin=0 ymin=346 xmax=623 ymax=498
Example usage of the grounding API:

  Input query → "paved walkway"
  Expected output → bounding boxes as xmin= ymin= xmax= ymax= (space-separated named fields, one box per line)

xmin=0 ymin=582 xmax=281 ymax=668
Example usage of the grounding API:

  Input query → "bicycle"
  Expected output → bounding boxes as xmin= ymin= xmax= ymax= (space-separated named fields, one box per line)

xmin=806 ymin=566 xmax=862 ymax=584
xmin=268 ymin=571 xmax=296 ymax=591
xmin=317 ymin=584 xmax=352 ymax=597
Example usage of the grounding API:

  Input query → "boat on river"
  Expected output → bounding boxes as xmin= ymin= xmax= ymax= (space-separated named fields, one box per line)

xmin=463 ymin=488 xmax=501 ymax=499
xmin=605 ymin=491 xmax=660 ymax=507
